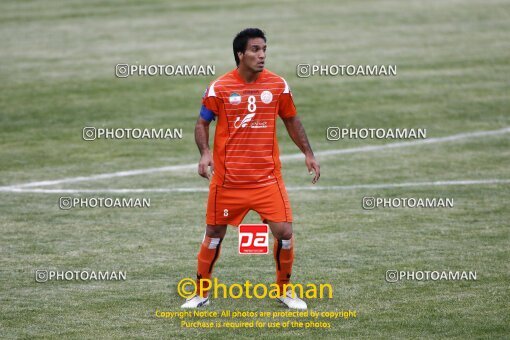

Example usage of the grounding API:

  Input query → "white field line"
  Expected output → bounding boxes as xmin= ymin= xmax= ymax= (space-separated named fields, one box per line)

xmin=1 ymin=179 xmax=509 ymax=194
xmin=1 ymin=127 xmax=509 ymax=190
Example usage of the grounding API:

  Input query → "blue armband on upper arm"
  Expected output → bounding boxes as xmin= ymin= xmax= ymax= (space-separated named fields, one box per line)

xmin=200 ymin=105 xmax=215 ymax=122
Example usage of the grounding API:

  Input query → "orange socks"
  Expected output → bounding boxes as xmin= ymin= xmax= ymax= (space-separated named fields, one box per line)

xmin=196 ymin=235 xmax=222 ymax=297
xmin=273 ymin=236 xmax=294 ymax=296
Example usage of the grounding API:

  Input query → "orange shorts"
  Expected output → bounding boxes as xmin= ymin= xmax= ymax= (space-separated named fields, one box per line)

xmin=206 ymin=179 xmax=293 ymax=227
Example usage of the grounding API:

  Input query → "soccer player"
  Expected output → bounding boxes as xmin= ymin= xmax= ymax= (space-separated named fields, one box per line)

xmin=181 ymin=28 xmax=320 ymax=309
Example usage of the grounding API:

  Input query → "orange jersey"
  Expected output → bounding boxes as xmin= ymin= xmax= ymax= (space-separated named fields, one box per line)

xmin=202 ymin=68 xmax=297 ymax=188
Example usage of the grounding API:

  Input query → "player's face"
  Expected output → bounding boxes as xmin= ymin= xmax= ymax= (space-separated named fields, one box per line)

xmin=239 ymin=38 xmax=266 ymax=73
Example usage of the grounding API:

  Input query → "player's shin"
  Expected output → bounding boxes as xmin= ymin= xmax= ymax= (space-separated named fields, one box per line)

xmin=273 ymin=235 xmax=294 ymax=296
xmin=196 ymin=234 xmax=223 ymax=297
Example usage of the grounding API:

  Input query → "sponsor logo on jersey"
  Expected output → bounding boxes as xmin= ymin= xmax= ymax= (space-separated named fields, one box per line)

xmin=234 ymin=113 xmax=256 ymax=128
xmin=260 ymin=90 xmax=273 ymax=104
xmin=250 ymin=121 xmax=268 ymax=129
xmin=229 ymin=92 xmax=241 ymax=105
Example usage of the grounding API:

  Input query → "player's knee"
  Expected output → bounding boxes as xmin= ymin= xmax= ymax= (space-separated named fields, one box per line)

xmin=268 ymin=221 xmax=293 ymax=240
xmin=205 ymin=225 xmax=227 ymax=238
xmin=275 ymin=229 xmax=293 ymax=241
xmin=281 ymin=231 xmax=293 ymax=240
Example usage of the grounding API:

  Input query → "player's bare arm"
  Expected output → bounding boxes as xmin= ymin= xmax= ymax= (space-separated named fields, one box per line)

xmin=282 ymin=116 xmax=320 ymax=184
xmin=194 ymin=116 xmax=213 ymax=179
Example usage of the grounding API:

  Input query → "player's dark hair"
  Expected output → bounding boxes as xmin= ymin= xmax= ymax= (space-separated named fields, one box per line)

xmin=233 ymin=28 xmax=266 ymax=66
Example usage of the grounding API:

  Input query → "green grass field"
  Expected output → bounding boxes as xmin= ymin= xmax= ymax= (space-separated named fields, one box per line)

xmin=1 ymin=0 xmax=509 ymax=338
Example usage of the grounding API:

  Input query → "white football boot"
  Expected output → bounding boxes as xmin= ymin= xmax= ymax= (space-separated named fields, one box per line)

xmin=181 ymin=294 xmax=210 ymax=308
xmin=277 ymin=290 xmax=308 ymax=310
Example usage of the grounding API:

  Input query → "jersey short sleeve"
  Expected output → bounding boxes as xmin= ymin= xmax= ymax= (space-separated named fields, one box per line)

xmin=202 ymin=83 xmax=222 ymax=116
xmin=277 ymin=79 xmax=297 ymax=118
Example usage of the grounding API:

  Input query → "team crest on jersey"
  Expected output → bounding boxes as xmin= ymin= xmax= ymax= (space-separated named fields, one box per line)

xmin=229 ymin=92 xmax=241 ymax=105
xmin=260 ymin=90 xmax=273 ymax=104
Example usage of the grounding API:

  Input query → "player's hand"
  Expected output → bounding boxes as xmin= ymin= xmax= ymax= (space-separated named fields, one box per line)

xmin=305 ymin=154 xmax=320 ymax=184
xmin=198 ymin=152 xmax=214 ymax=180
